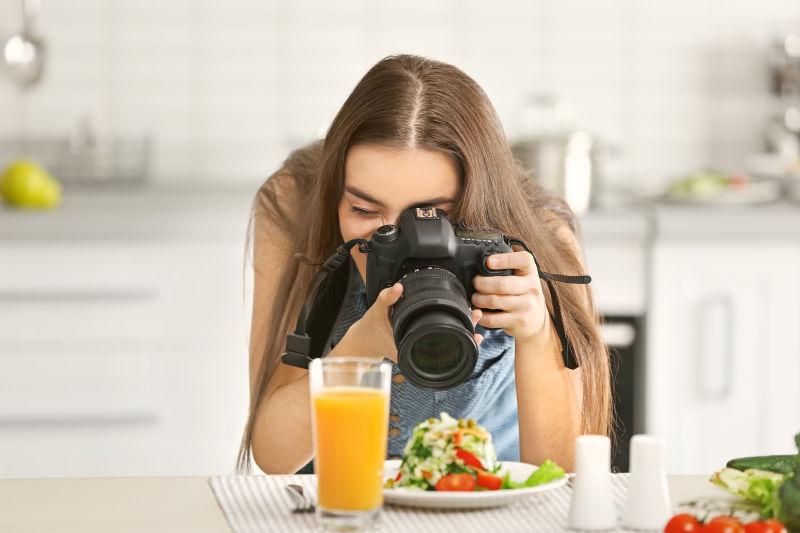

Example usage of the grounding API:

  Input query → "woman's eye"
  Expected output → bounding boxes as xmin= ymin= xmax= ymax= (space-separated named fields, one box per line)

xmin=350 ymin=206 xmax=380 ymax=218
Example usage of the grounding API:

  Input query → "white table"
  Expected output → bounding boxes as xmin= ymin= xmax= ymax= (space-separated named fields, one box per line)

xmin=0 ymin=475 xmax=727 ymax=533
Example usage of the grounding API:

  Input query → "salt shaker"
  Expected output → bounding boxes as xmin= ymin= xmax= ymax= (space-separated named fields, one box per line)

xmin=568 ymin=435 xmax=617 ymax=530
xmin=621 ymin=435 xmax=671 ymax=530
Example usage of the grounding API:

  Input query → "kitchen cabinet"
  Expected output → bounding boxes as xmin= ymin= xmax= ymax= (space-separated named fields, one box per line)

xmin=646 ymin=241 xmax=800 ymax=474
xmin=0 ymin=242 xmax=250 ymax=478
xmin=0 ymin=190 xmax=252 ymax=478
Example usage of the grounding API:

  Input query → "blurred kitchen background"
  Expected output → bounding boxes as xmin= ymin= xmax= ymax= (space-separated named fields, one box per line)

xmin=1 ymin=0 xmax=799 ymax=478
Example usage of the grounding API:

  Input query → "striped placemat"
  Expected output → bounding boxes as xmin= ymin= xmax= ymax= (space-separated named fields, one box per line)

xmin=209 ymin=474 xmax=645 ymax=533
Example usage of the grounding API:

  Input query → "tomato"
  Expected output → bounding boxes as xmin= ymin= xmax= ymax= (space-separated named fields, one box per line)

xmin=394 ymin=471 xmax=402 ymax=481
xmin=665 ymin=513 xmax=702 ymax=533
xmin=475 ymin=469 xmax=502 ymax=490
xmin=744 ymin=520 xmax=787 ymax=533
xmin=453 ymin=430 xmax=462 ymax=446
xmin=702 ymin=516 xmax=745 ymax=533
xmin=729 ymin=174 xmax=748 ymax=189
xmin=435 ymin=473 xmax=476 ymax=492
xmin=455 ymin=448 xmax=483 ymax=470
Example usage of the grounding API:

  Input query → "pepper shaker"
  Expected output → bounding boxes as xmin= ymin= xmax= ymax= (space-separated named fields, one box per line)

xmin=621 ymin=435 xmax=671 ymax=530
xmin=569 ymin=435 xmax=617 ymax=530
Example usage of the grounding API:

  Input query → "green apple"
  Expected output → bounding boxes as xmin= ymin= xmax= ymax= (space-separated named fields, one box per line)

xmin=0 ymin=159 xmax=62 ymax=209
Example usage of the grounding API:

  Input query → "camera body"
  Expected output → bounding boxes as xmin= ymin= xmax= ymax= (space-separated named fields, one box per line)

xmin=365 ymin=207 xmax=513 ymax=306
xmin=363 ymin=206 xmax=514 ymax=389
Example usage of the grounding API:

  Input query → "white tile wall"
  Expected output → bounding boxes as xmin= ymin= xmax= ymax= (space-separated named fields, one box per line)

xmin=0 ymin=0 xmax=798 ymax=187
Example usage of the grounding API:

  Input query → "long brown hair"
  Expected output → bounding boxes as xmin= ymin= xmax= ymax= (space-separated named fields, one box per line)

xmin=237 ymin=54 xmax=610 ymax=472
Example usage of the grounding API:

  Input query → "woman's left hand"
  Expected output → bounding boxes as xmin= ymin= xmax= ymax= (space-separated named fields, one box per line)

xmin=471 ymin=248 xmax=550 ymax=344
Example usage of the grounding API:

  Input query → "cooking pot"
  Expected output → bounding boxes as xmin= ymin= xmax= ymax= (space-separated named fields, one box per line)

xmin=510 ymin=95 xmax=606 ymax=215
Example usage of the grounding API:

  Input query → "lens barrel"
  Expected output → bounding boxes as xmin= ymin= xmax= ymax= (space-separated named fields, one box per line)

xmin=391 ymin=267 xmax=478 ymax=389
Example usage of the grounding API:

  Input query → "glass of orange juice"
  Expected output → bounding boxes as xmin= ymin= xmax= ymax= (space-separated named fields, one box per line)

xmin=309 ymin=357 xmax=391 ymax=531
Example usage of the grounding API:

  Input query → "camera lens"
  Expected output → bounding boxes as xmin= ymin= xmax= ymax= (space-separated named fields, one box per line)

xmin=410 ymin=331 xmax=461 ymax=375
xmin=391 ymin=267 xmax=478 ymax=389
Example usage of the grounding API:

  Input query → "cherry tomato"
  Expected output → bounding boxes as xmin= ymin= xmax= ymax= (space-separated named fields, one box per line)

xmin=476 ymin=469 xmax=502 ymax=490
xmin=744 ymin=520 xmax=787 ymax=533
xmin=455 ymin=448 xmax=483 ymax=470
xmin=703 ymin=516 xmax=745 ymax=533
xmin=435 ymin=473 xmax=476 ymax=492
xmin=665 ymin=513 xmax=702 ymax=533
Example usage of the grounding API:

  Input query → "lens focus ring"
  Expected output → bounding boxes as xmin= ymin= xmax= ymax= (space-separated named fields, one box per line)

xmin=394 ymin=268 xmax=469 ymax=316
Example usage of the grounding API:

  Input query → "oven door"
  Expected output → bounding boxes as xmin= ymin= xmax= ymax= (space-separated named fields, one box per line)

xmin=602 ymin=316 xmax=643 ymax=472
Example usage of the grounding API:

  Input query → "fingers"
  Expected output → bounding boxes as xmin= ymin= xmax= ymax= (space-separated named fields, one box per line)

xmin=471 ymin=292 xmax=534 ymax=312
xmin=473 ymin=273 xmax=538 ymax=295
xmin=377 ymin=282 xmax=403 ymax=307
xmin=486 ymin=251 xmax=537 ymax=274
xmin=477 ymin=311 xmax=514 ymax=329
xmin=478 ymin=309 xmax=548 ymax=337
xmin=477 ymin=311 xmax=522 ymax=330
xmin=471 ymin=308 xmax=483 ymax=327
xmin=471 ymin=309 xmax=484 ymax=346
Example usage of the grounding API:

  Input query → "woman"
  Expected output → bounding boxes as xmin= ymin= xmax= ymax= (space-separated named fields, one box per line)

xmin=239 ymin=54 xmax=611 ymax=474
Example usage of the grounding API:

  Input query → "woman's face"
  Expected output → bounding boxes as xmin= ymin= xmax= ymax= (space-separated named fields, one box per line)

xmin=339 ymin=144 xmax=461 ymax=279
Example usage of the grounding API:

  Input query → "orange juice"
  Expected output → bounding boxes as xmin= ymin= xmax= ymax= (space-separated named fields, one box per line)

xmin=313 ymin=386 xmax=389 ymax=511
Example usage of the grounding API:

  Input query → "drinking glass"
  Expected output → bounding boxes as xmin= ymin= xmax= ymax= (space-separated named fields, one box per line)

xmin=309 ymin=357 xmax=391 ymax=531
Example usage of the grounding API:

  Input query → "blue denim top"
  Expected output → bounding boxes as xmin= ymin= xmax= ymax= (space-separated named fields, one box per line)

xmin=328 ymin=267 xmax=520 ymax=462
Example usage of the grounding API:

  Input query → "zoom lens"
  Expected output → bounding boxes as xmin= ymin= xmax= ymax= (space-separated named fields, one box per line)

xmin=391 ymin=267 xmax=478 ymax=389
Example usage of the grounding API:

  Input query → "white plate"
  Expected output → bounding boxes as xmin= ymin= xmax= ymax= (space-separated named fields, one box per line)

xmin=382 ymin=459 xmax=568 ymax=509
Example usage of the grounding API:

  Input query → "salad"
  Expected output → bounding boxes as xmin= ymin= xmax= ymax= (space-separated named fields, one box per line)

xmin=687 ymin=431 xmax=800 ymax=533
xmin=385 ymin=412 xmax=565 ymax=492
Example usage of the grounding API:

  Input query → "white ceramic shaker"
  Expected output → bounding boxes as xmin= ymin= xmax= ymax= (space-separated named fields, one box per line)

xmin=568 ymin=435 xmax=617 ymax=530
xmin=621 ymin=435 xmax=671 ymax=530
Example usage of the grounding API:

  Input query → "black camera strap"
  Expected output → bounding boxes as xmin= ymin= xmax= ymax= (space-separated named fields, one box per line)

xmin=506 ymin=237 xmax=591 ymax=370
xmin=282 ymin=239 xmax=370 ymax=369
xmin=282 ymin=237 xmax=592 ymax=372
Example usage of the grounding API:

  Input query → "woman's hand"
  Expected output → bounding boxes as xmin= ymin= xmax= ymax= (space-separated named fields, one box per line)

xmin=471 ymin=249 xmax=550 ymax=345
xmin=336 ymin=283 xmax=484 ymax=363
xmin=341 ymin=283 xmax=405 ymax=363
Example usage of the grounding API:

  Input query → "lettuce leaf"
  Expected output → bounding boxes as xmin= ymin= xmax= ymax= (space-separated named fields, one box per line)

xmin=710 ymin=467 xmax=785 ymax=517
xmin=502 ymin=459 xmax=565 ymax=489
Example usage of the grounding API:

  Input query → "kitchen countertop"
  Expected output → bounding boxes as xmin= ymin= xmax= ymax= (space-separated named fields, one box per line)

xmin=0 ymin=186 xmax=655 ymax=243
xmin=0 ymin=186 xmax=255 ymax=242
xmin=578 ymin=206 xmax=652 ymax=244
xmin=2 ymin=185 xmax=799 ymax=243
xmin=651 ymin=201 xmax=800 ymax=241
xmin=0 ymin=475 xmax=727 ymax=533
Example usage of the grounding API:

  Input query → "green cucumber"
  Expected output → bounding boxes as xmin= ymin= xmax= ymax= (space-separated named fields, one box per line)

xmin=726 ymin=455 xmax=798 ymax=476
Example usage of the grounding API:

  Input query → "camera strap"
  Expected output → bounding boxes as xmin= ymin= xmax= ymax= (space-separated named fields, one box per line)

xmin=282 ymin=236 xmax=592 ymax=372
xmin=505 ymin=238 xmax=591 ymax=370
xmin=281 ymin=239 xmax=370 ymax=369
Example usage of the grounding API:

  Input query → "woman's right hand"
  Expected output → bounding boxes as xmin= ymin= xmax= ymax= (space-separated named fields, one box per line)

xmin=334 ymin=283 xmax=405 ymax=363
xmin=333 ymin=283 xmax=485 ymax=364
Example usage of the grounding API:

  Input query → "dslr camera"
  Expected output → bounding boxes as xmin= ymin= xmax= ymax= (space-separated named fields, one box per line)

xmin=364 ymin=206 xmax=513 ymax=389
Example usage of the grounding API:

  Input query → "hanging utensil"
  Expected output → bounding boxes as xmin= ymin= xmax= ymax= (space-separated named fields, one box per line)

xmin=3 ymin=0 xmax=46 ymax=88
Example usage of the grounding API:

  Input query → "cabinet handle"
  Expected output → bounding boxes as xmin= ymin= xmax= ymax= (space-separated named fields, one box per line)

xmin=695 ymin=294 xmax=734 ymax=401
xmin=0 ymin=412 xmax=159 ymax=428
xmin=0 ymin=288 xmax=158 ymax=303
